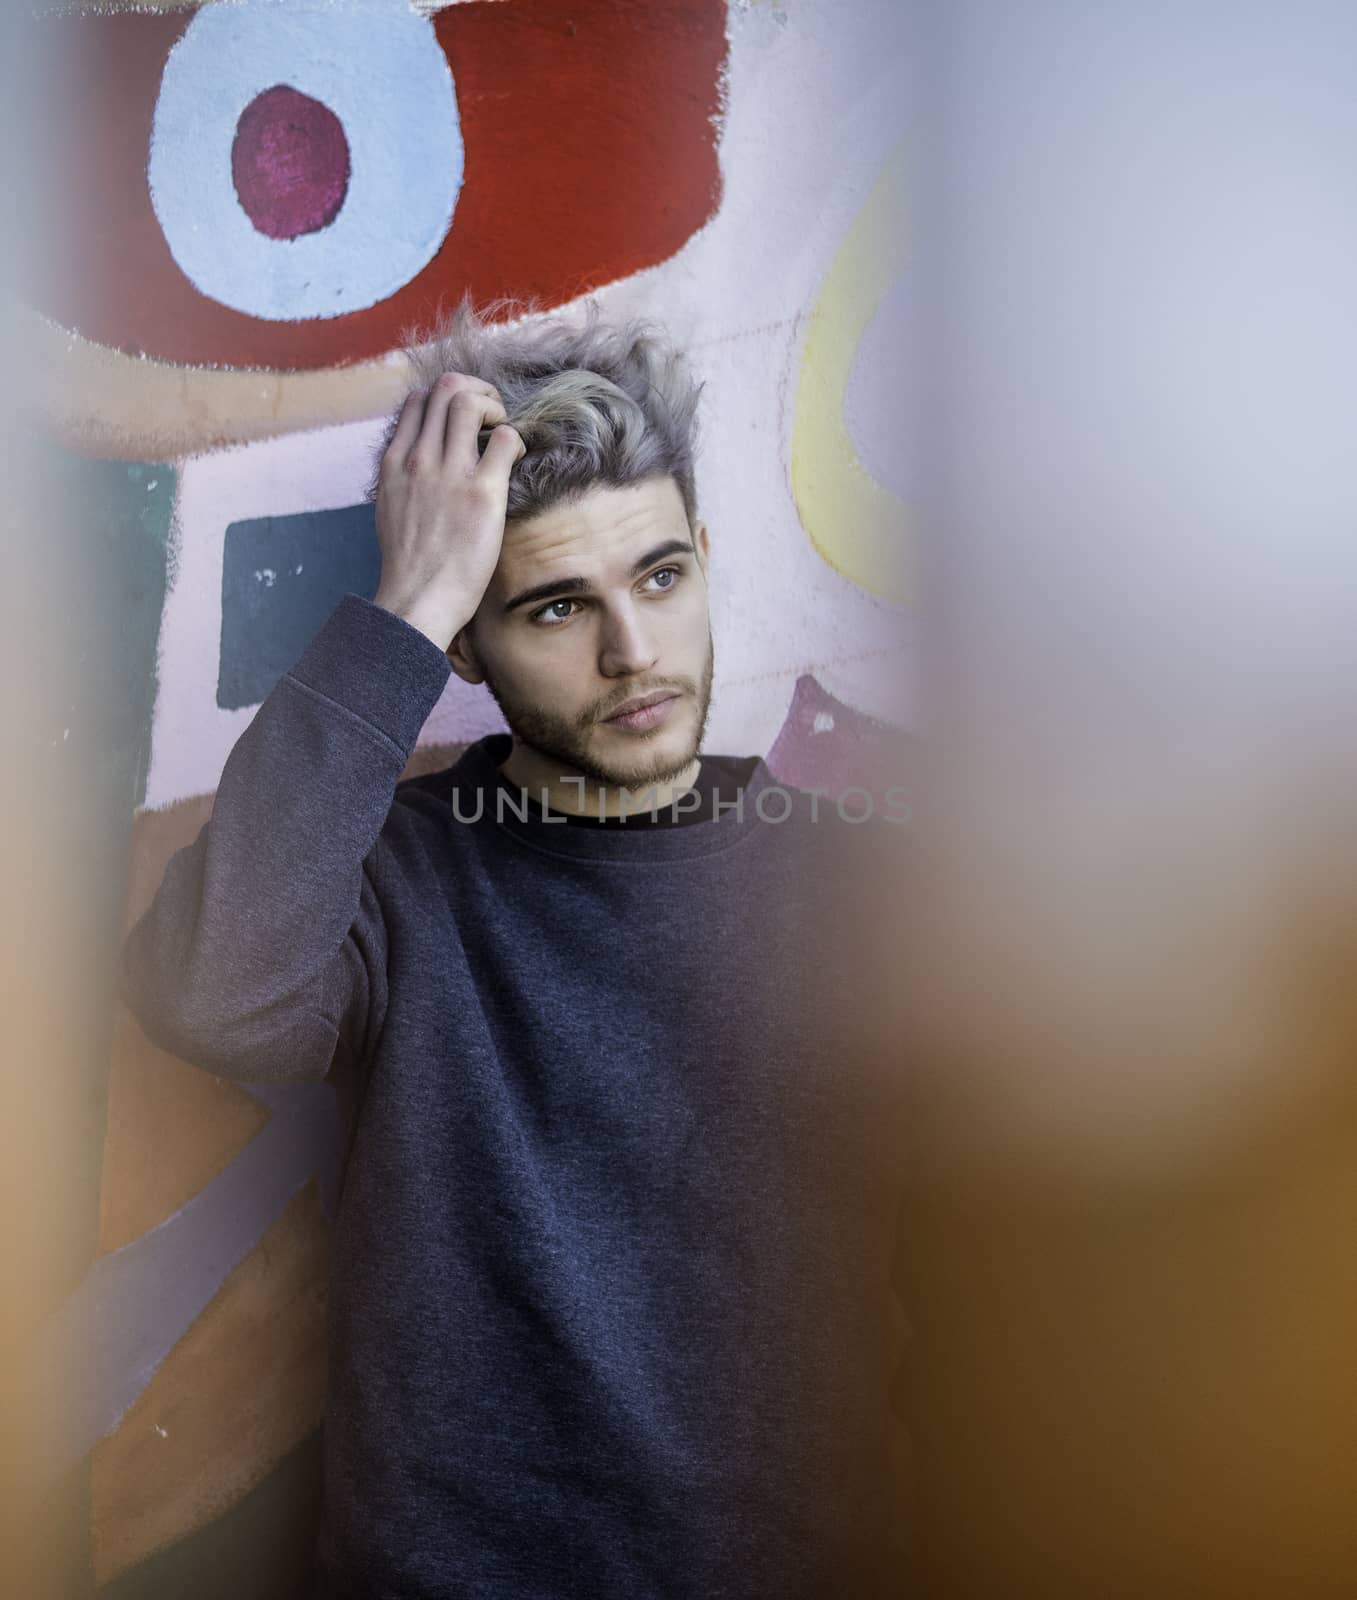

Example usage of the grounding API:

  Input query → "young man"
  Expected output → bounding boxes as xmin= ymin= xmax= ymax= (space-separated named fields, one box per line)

xmin=121 ymin=298 xmax=904 ymax=1598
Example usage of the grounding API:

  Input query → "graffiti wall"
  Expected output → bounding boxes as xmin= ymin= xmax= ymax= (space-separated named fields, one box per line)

xmin=18 ymin=0 xmax=912 ymax=1591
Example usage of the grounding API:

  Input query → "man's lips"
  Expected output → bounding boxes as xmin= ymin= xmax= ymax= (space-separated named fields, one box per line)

xmin=605 ymin=691 xmax=679 ymax=721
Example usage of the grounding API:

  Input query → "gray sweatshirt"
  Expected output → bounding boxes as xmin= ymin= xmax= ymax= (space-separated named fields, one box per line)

xmin=120 ymin=593 xmax=902 ymax=1599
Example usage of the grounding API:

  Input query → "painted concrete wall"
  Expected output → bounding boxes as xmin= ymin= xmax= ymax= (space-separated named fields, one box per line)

xmin=19 ymin=1 xmax=911 ymax=1591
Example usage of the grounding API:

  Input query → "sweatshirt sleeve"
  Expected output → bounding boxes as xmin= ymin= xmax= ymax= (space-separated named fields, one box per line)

xmin=119 ymin=593 xmax=454 ymax=1085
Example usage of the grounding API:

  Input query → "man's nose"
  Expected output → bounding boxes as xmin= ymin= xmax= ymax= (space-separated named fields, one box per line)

xmin=597 ymin=601 xmax=659 ymax=678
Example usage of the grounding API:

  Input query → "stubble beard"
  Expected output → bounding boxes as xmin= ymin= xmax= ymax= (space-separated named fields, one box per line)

xmin=483 ymin=630 xmax=716 ymax=790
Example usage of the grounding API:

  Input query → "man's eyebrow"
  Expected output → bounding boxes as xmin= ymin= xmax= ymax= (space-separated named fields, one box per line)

xmin=501 ymin=538 xmax=696 ymax=615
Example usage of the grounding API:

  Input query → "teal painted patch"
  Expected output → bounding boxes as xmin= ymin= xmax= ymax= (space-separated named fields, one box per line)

xmin=53 ymin=453 xmax=176 ymax=814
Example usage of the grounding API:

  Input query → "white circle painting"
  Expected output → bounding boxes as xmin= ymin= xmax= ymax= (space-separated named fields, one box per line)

xmin=147 ymin=0 xmax=463 ymax=321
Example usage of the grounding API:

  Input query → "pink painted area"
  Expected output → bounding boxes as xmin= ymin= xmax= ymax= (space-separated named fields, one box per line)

xmin=765 ymin=673 xmax=909 ymax=806
xmin=231 ymin=84 xmax=350 ymax=241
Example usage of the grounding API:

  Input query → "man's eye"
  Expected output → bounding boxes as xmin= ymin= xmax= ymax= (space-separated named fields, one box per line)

xmin=648 ymin=566 xmax=681 ymax=590
xmin=530 ymin=599 xmax=578 ymax=626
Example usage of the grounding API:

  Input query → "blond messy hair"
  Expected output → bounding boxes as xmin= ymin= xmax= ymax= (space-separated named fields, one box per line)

xmin=367 ymin=292 xmax=705 ymax=528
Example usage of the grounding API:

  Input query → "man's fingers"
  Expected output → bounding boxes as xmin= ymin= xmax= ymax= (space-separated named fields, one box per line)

xmin=383 ymin=388 xmax=426 ymax=475
xmin=417 ymin=378 xmax=462 ymax=466
xmin=398 ymin=374 xmax=505 ymax=470
xmin=438 ymin=375 xmax=503 ymax=447
xmin=445 ymin=389 xmax=509 ymax=473
xmin=477 ymin=423 xmax=527 ymax=476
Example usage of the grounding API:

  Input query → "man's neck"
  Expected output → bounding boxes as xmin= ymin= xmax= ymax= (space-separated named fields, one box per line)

xmin=497 ymin=740 xmax=701 ymax=819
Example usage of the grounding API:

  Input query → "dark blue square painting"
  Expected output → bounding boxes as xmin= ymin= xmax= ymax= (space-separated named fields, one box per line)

xmin=219 ymin=502 xmax=381 ymax=710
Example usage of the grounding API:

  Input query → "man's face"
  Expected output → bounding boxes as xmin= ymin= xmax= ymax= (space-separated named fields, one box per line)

xmin=450 ymin=475 xmax=714 ymax=788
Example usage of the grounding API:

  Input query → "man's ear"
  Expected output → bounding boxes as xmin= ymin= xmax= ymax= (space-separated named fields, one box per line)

xmin=446 ymin=621 xmax=486 ymax=685
xmin=694 ymin=518 xmax=710 ymax=576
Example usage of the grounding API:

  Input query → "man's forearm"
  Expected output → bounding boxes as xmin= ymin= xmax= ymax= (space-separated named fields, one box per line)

xmin=119 ymin=593 xmax=453 ymax=1083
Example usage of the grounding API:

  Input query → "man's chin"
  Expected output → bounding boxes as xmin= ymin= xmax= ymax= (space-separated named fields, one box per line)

xmin=583 ymin=720 xmax=700 ymax=789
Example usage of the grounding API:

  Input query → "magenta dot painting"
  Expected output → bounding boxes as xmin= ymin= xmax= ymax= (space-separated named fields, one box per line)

xmin=231 ymin=83 xmax=351 ymax=242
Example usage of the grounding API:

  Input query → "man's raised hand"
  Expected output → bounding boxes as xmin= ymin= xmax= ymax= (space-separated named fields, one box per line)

xmin=372 ymin=372 xmax=526 ymax=649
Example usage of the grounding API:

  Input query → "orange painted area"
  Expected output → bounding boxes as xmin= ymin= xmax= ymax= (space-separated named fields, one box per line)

xmin=103 ymin=798 xmax=274 ymax=1256
xmin=90 ymin=1182 xmax=332 ymax=1586
xmin=99 ymin=1005 xmax=269 ymax=1258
